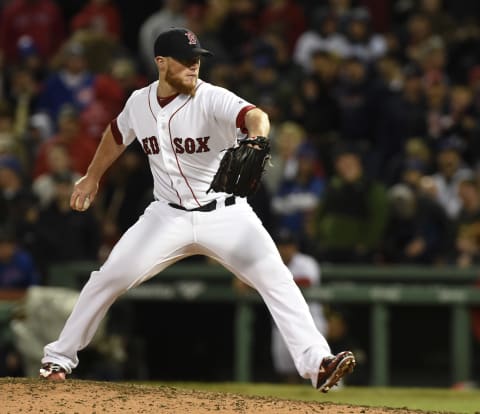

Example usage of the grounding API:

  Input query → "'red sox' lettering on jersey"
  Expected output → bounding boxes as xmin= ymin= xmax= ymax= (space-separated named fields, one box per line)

xmin=173 ymin=136 xmax=210 ymax=154
xmin=141 ymin=136 xmax=160 ymax=154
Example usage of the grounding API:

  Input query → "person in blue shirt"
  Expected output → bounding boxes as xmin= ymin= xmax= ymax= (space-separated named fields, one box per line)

xmin=36 ymin=42 xmax=95 ymax=128
xmin=0 ymin=226 xmax=40 ymax=288
xmin=272 ymin=143 xmax=325 ymax=250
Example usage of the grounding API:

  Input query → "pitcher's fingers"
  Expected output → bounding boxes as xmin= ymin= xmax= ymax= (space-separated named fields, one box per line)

xmin=75 ymin=194 xmax=90 ymax=211
xmin=82 ymin=196 xmax=91 ymax=210
xmin=71 ymin=193 xmax=87 ymax=211
xmin=70 ymin=193 xmax=79 ymax=210
xmin=75 ymin=195 xmax=83 ymax=211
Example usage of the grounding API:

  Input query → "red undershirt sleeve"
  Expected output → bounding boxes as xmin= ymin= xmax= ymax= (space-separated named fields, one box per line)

xmin=110 ymin=118 xmax=123 ymax=145
xmin=236 ymin=105 xmax=256 ymax=134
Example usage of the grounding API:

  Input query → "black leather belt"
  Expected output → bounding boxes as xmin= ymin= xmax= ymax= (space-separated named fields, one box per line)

xmin=169 ymin=196 xmax=235 ymax=212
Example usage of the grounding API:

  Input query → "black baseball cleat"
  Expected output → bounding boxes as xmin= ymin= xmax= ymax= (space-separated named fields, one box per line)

xmin=316 ymin=351 xmax=356 ymax=393
xmin=39 ymin=363 xmax=67 ymax=381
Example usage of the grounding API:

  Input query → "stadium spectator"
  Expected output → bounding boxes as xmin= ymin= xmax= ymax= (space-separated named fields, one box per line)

xmin=33 ymin=105 xmax=97 ymax=179
xmin=304 ymin=52 xmax=341 ymax=162
xmin=95 ymin=145 xmax=152 ymax=261
xmin=70 ymin=0 xmax=122 ymax=42
xmin=424 ymin=70 xmax=449 ymax=140
xmin=326 ymin=0 xmax=354 ymax=32
xmin=256 ymin=94 xmax=285 ymax=137
xmin=216 ymin=0 xmax=259 ymax=62
xmin=259 ymin=31 xmax=304 ymax=90
xmin=272 ymin=143 xmax=325 ymax=250
xmin=138 ymin=0 xmax=186 ymax=79
xmin=382 ymin=183 xmax=451 ymax=264
xmin=342 ymin=7 xmax=387 ymax=63
xmin=7 ymin=65 xmax=38 ymax=125
xmin=430 ymin=137 xmax=473 ymax=219
xmin=0 ymin=0 xmax=65 ymax=64
xmin=311 ymin=144 xmax=388 ymax=263
xmin=12 ymin=35 xmax=48 ymax=84
xmin=0 ymin=101 xmax=28 ymax=166
xmin=368 ymin=55 xmax=408 ymax=177
xmin=258 ymin=0 xmax=306 ymax=54
xmin=446 ymin=18 xmax=480 ymax=84
xmin=0 ymin=225 xmax=39 ymax=288
xmin=33 ymin=171 xmax=100 ymax=273
xmin=0 ymin=223 xmax=40 ymax=378
xmin=442 ymin=85 xmax=479 ymax=164
xmin=403 ymin=13 xmax=434 ymax=64
xmin=0 ymin=155 xmax=38 ymax=248
xmin=417 ymin=36 xmax=448 ymax=80
xmin=419 ymin=0 xmax=456 ymax=40
xmin=310 ymin=49 xmax=341 ymax=89
xmin=386 ymin=137 xmax=433 ymax=188
xmin=233 ymin=43 xmax=294 ymax=120
xmin=264 ymin=121 xmax=306 ymax=195
xmin=5 ymin=66 xmax=41 ymax=164
xmin=290 ymin=74 xmax=339 ymax=168
xmin=396 ymin=64 xmax=428 ymax=141
xmin=32 ymin=143 xmax=80 ymax=208
xmin=293 ymin=8 xmax=348 ymax=72
xmin=35 ymin=41 xmax=95 ymax=126
xmin=79 ymin=58 xmax=147 ymax=139
xmin=469 ymin=65 xmax=480 ymax=120
xmin=454 ymin=178 xmax=480 ymax=267
xmin=334 ymin=57 xmax=374 ymax=148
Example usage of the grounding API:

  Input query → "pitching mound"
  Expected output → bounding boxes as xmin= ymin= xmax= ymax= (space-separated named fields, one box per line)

xmin=0 ymin=378 xmax=444 ymax=414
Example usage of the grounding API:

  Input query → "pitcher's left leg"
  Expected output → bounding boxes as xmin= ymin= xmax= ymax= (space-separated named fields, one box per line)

xmin=196 ymin=202 xmax=331 ymax=385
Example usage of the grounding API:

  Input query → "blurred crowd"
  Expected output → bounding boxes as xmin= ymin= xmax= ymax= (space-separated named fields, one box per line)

xmin=2 ymin=0 xmax=480 ymax=289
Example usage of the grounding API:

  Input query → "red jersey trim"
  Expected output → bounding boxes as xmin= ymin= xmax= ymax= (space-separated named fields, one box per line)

xmin=158 ymin=93 xmax=179 ymax=107
xmin=148 ymin=84 xmax=156 ymax=122
xmin=236 ymin=105 xmax=256 ymax=134
xmin=110 ymin=118 xmax=123 ymax=145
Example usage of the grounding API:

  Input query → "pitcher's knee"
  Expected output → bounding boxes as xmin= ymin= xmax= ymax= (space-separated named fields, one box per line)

xmin=244 ymin=259 xmax=293 ymax=291
xmin=87 ymin=269 xmax=134 ymax=292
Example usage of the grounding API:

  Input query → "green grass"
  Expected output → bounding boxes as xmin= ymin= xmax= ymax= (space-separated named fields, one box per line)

xmin=156 ymin=383 xmax=480 ymax=414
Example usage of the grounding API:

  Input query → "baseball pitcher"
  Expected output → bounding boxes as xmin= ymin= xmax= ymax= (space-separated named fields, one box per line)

xmin=39 ymin=27 xmax=355 ymax=392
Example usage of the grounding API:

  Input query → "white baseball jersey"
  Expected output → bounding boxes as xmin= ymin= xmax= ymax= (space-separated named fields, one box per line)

xmin=113 ymin=79 xmax=253 ymax=209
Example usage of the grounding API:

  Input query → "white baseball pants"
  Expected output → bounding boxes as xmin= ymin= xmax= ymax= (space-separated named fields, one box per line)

xmin=42 ymin=198 xmax=331 ymax=385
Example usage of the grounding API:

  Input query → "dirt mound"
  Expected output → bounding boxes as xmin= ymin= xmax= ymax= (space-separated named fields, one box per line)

xmin=0 ymin=378 xmax=442 ymax=414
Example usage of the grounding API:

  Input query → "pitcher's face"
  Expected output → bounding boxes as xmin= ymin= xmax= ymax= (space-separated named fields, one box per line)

xmin=165 ymin=57 xmax=200 ymax=96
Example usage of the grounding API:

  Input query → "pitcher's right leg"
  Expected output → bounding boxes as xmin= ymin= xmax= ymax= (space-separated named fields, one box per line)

xmin=41 ymin=202 xmax=194 ymax=376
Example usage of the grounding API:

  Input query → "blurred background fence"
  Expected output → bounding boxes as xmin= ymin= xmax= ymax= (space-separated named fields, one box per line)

xmin=2 ymin=260 xmax=479 ymax=387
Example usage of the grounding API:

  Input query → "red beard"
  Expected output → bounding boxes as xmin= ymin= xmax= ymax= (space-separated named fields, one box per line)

xmin=165 ymin=68 xmax=197 ymax=96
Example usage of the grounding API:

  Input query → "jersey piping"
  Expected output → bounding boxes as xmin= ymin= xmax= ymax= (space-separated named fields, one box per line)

xmin=166 ymin=82 xmax=206 ymax=207
xmin=147 ymin=84 xmax=156 ymax=123
xmin=168 ymin=95 xmax=199 ymax=207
